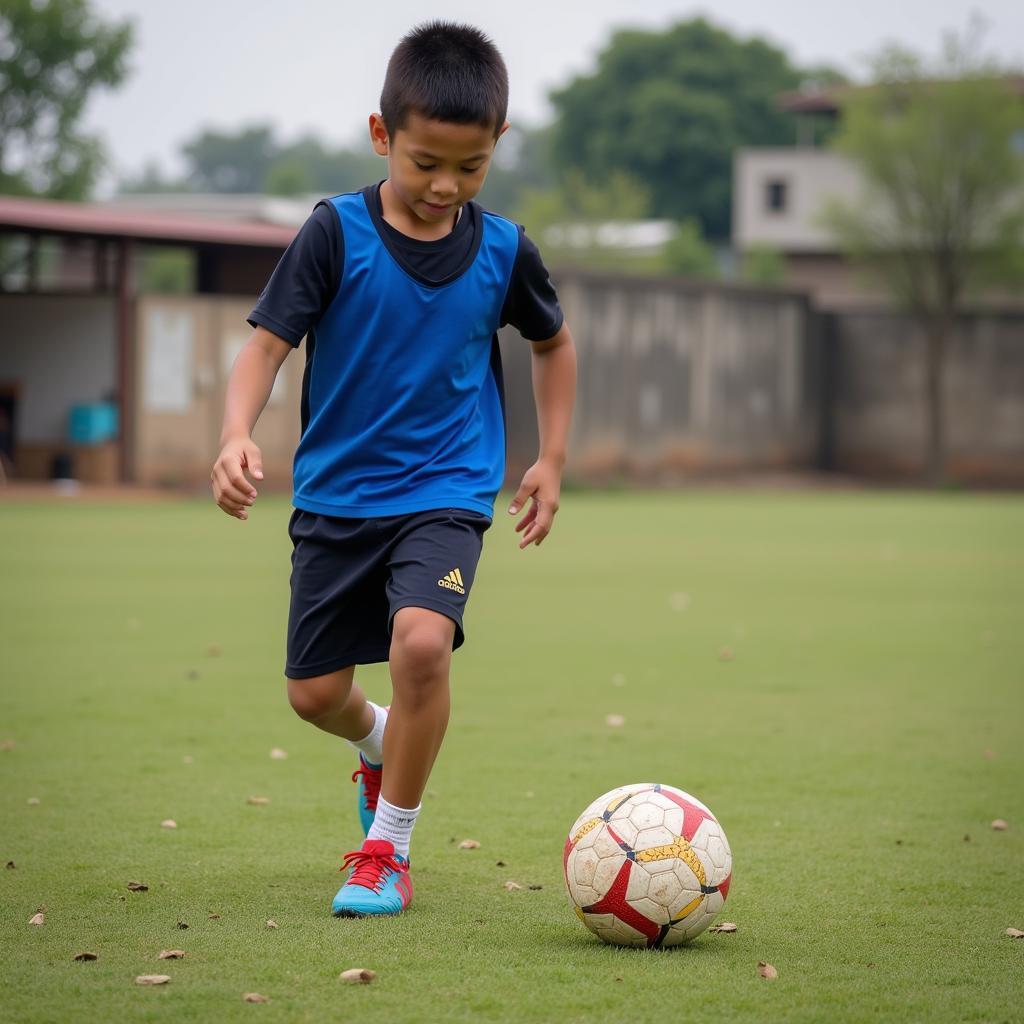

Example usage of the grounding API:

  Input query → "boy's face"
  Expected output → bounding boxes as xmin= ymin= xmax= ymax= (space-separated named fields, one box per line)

xmin=370 ymin=111 xmax=507 ymax=229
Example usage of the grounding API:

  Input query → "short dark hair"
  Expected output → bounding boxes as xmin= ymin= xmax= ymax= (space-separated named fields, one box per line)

xmin=380 ymin=21 xmax=509 ymax=138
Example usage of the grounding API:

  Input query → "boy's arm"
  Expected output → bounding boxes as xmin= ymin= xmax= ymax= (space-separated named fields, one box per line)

xmin=211 ymin=326 xmax=293 ymax=521
xmin=508 ymin=322 xmax=577 ymax=548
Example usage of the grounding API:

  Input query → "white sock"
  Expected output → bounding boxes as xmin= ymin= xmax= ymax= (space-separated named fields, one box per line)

xmin=367 ymin=795 xmax=420 ymax=860
xmin=349 ymin=701 xmax=387 ymax=766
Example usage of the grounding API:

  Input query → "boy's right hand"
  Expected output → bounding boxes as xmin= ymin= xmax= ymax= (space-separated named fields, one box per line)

xmin=211 ymin=437 xmax=264 ymax=521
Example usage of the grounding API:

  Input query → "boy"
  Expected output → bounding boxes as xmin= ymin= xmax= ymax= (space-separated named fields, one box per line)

xmin=211 ymin=21 xmax=576 ymax=917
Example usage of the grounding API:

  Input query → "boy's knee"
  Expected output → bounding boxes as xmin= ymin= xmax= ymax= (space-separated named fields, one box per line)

xmin=391 ymin=609 xmax=453 ymax=680
xmin=286 ymin=672 xmax=351 ymax=722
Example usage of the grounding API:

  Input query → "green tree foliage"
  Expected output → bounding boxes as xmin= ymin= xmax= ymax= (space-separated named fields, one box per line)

xmin=821 ymin=25 xmax=1024 ymax=483
xmin=662 ymin=219 xmax=718 ymax=278
xmin=181 ymin=126 xmax=278 ymax=194
xmin=741 ymin=244 xmax=785 ymax=285
xmin=0 ymin=0 xmax=132 ymax=198
xmin=548 ymin=18 xmax=822 ymax=239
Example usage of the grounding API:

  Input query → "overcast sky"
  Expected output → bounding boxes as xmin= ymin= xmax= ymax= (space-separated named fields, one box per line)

xmin=82 ymin=0 xmax=1024 ymax=188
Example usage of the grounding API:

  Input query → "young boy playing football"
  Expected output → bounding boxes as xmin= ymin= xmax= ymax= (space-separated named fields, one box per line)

xmin=211 ymin=21 xmax=576 ymax=917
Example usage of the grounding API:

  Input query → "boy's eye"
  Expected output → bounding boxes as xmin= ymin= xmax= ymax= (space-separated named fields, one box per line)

xmin=461 ymin=165 xmax=483 ymax=174
xmin=414 ymin=161 xmax=436 ymax=171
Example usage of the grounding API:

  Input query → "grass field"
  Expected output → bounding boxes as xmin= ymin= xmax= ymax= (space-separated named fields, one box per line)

xmin=1 ymin=489 xmax=1022 ymax=1024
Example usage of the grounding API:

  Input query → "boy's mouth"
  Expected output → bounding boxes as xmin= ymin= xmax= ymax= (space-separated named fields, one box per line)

xmin=422 ymin=201 xmax=453 ymax=213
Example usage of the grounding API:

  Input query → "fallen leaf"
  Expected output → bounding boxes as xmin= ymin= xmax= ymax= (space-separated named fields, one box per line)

xmin=243 ymin=993 xmax=270 ymax=1003
xmin=669 ymin=592 xmax=691 ymax=612
xmin=28 ymin=912 xmax=44 ymax=926
xmin=206 ymin=643 xmax=222 ymax=657
xmin=757 ymin=961 xmax=778 ymax=980
xmin=5 ymin=861 xmax=15 ymax=869
xmin=266 ymin=919 xmax=278 ymax=930
xmin=269 ymin=748 xmax=288 ymax=760
xmin=127 ymin=882 xmax=149 ymax=892
xmin=339 ymin=968 xmax=376 ymax=984
xmin=495 ymin=860 xmax=507 ymax=867
xmin=247 ymin=796 xmax=270 ymax=806
xmin=710 ymin=922 xmax=738 ymax=933
xmin=135 ymin=975 xmax=171 ymax=986
xmin=605 ymin=714 xmax=625 ymax=727
xmin=503 ymin=880 xmax=523 ymax=891
xmin=528 ymin=885 xmax=543 ymax=891
xmin=182 ymin=756 xmax=194 ymax=765
xmin=158 ymin=950 xmax=185 ymax=960
xmin=458 ymin=839 xmax=480 ymax=850
xmin=27 ymin=797 xmax=40 ymax=806
xmin=1006 ymin=928 xmax=1024 ymax=938
xmin=991 ymin=819 xmax=1009 ymax=831
xmin=208 ymin=913 xmax=221 ymax=920
xmin=1 ymin=739 xmax=14 ymax=751
xmin=73 ymin=952 xmax=98 ymax=961
xmin=161 ymin=820 xmax=177 ymax=830
xmin=611 ymin=673 xmax=626 ymax=687
xmin=718 ymin=647 xmax=735 ymax=662
xmin=983 ymin=748 xmax=996 ymax=760
xmin=176 ymin=921 xmax=189 ymax=930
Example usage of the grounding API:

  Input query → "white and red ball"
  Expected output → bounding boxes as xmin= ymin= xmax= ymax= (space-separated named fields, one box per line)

xmin=563 ymin=783 xmax=732 ymax=948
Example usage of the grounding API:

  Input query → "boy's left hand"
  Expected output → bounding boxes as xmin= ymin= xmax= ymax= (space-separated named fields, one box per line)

xmin=507 ymin=458 xmax=562 ymax=548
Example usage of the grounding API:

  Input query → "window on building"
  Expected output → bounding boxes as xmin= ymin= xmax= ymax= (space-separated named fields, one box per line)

xmin=765 ymin=179 xmax=788 ymax=213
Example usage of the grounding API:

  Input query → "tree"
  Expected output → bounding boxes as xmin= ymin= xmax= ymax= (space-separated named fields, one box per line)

xmin=662 ymin=219 xmax=718 ymax=278
xmin=821 ymin=25 xmax=1024 ymax=483
xmin=181 ymin=126 xmax=277 ymax=194
xmin=0 ymin=0 xmax=132 ymax=198
xmin=548 ymin=18 xmax=836 ymax=239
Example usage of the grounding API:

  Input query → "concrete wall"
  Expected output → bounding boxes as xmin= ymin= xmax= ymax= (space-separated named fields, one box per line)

xmin=501 ymin=270 xmax=820 ymax=481
xmin=823 ymin=311 xmax=1024 ymax=481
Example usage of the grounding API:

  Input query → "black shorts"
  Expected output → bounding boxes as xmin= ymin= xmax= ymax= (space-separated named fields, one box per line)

xmin=285 ymin=506 xmax=491 ymax=679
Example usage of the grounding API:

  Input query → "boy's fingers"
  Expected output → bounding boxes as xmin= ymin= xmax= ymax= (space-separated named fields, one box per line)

xmin=507 ymin=479 xmax=533 ymax=515
xmin=245 ymin=445 xmax=264 ymax=481
xmin=514 ymin=502 xmax=537 ymax=533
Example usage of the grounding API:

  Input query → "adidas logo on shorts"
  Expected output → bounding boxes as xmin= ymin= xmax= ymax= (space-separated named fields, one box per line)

xmin=438 ymin=567 xmax=466 ymax=595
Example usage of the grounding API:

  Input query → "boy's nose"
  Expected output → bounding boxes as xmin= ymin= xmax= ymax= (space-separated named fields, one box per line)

xmin=431 ymin=177 xmax=457 ymax=198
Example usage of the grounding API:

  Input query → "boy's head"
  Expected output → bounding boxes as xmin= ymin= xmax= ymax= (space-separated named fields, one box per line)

xmin=379 ymin=21 xmax=508 ymax=140
xmin=370 ymin=22 xmax=510 ymax=227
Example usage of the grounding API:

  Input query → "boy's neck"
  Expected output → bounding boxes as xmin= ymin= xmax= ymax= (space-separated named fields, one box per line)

xmin=378 ymin=179 xmax=459 ymax=241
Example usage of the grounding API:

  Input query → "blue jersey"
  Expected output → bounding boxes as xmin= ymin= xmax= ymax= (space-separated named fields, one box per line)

xmin=291 ymin=190 xmax=520 ymax=519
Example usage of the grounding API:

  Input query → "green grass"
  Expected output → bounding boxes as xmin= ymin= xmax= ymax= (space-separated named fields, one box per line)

xmin=1 ymin=490 xmax=1022 ymax=1023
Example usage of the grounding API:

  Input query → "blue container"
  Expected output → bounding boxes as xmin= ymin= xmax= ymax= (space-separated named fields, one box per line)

xmin=69 ymin=402 xmax=119 ymax=444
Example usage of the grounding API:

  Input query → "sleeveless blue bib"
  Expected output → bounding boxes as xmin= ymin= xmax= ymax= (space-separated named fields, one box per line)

xmin=292 ymin=191 xmax=519 ymax=518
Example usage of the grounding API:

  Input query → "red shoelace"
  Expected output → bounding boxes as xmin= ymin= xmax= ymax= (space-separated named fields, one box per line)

xmin=351 ymin=761 xmax=382 ymax=812
xmin=341 ymin=841 xmax=404 ymax=891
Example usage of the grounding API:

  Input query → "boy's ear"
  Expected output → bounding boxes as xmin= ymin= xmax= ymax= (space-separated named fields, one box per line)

xmin=369 ymin=113 xmax=389 ymax=157
xmin=497 ymin=120 xmax=510 ymax=140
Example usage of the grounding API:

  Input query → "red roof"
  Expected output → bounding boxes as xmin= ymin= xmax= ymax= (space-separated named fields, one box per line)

xmin=0 ymin=195 xmax=297 ymax=248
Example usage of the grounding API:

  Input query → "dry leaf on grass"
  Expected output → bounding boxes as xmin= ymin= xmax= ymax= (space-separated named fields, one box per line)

xmin=208 ymin=913 xmax=221 ymax=920
xmin=983 ymin=748 xmax=996 ymax=760
xmin=243 ymin=993 xmax=269 ymax=1003
xmin=605 ymin=714 xmax=625 ymax=727
xmin=1 ymin=739 xmax=14 ymax=751
xmin=247 ymin=796 xmax=270 ymax=806
xmin=27 ymin=797 xmax=40 ymax=806
xmin=528 ymin=885 xmax=543 ymax=891
xmin=206 ymin=643 xmax=222 ymax=657
xmin=266 ymin=920 xmax=278 ymax=930
xmin=495 ymin=860 xmax=506 ymax=867
xmin=135 ymin=975 xmax=171 ymax=986
xmin=611 ymin=673 xmax=626 ymax=687
xmin=176 ymin=921 xmax=189 ymax=930
xmin=1006 ymin=928 xmax=1024 ymax=938
xmin=158 ymin=950 xmax=185 ymax=960
xmin=718 ymin=647 xmax=735 ymax=662
xmin=160 ymin=820 xmax=177 ymax=830
xmin=5 ymin=861 xmax=15 ymax=870
xmin=339 ymin=968 xmax=376 ymax=984
xmin=458 ymin=839 xmax=480 ymax=850
xmin=182 ymin=756 xmax=194 ymax=765
xmin=269 ymin=748 xmax=288 ymax=760
xmin=127 ymin=881 xmax=149 ymax=892
xmin=73 ymin=952 xmax=98 ymax=961
xmin=503 ymin=881 xmax=523 ymax=891
xmin=757 ymin=961 xmax=778 ymax=979
xmin=991 ymin=819 xmax=1009 ymax=831
xmin=710 ymin=922 xmax=738 ymax=933
xmin=28 ymin=912 xmax=44 ymax=926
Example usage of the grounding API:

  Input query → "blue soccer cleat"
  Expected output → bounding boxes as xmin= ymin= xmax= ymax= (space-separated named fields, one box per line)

xmin=332 ymin=839 xmax=413 ymax=917
xmin=352 ymin=753 xmax=383 ymax=836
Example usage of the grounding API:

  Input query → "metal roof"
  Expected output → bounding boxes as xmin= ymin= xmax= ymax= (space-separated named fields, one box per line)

xmin=0 ymin=195 xmax=298 ymax=248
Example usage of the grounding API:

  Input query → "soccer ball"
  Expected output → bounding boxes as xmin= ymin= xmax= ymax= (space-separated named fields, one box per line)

xmin=563 ymin=783 xmax=732 ymax=949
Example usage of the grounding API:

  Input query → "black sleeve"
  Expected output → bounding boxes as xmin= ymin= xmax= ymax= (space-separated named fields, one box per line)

xmin=247 ymin=201 xmax=344 ymax=346
xmin=500 ymin=226 xmax=564 ymax=342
